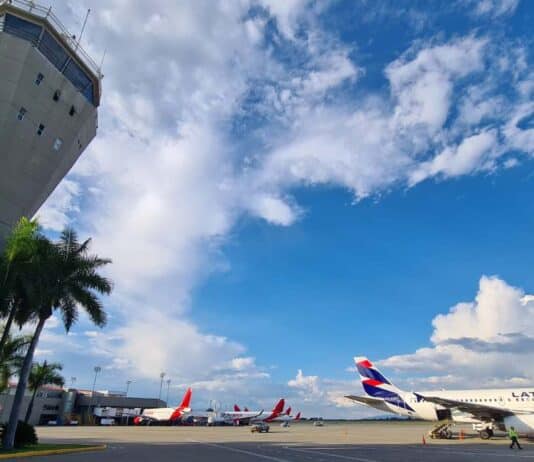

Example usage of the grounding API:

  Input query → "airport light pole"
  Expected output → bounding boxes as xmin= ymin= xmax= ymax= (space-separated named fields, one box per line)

xmin=126 ymin=380 xmax=132 ymax=397
xmin=166 ymin=379 xmax=171 ymax=405
xmin=90 ymin=366 xmax=101 ymax=424
xmin=158 ymin=372 xmax=166 ymax=403
xmin=70 ymin=376 xmax=76 ymax=388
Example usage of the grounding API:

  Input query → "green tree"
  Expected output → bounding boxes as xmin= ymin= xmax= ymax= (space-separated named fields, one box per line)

xmin=3 ymin=229 xmax=112 ymax=450
xmin=0 ymin=218 xmax=40 ymax=355
xmin=24 ymin=361 xmax=64 ymax=424
xmin=0 ymin=333 xmax=29 ymax=393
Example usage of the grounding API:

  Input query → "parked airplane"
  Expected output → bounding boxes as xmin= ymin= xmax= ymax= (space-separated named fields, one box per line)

xmin=221 ymin=399 xmax=285 ymax=424
xmin=233 ymin=405 xmax=249 ymax=412
xmin=133 ymin=387 xmax=192 ymax=425
xmin=272 ymin=406 xmax=302 ymax=422
xmin=346 ymin=357 xmax=534 ymax=439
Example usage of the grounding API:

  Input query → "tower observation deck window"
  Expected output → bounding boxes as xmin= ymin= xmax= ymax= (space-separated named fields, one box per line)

xmin=4 ymin=14 xmax=42 ymax=42
xmin=63 ymin=60 xmax=94 ymax=105
xmin=3 ymin=14 xmax=97 ymax=106
xmin=38 ymin=31 xmax=69 ymax=71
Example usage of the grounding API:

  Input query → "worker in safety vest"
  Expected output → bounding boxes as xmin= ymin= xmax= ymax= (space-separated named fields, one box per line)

xmin=509 ymin=426 xmax=522 ymax=450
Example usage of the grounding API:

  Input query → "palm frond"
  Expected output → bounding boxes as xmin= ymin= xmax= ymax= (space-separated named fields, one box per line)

xmin=69 ymin=286 xmax=107 ymax=327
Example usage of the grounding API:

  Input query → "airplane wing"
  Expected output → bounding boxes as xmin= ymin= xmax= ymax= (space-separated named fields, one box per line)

xmin=345 ymin=395 xmax=386 ymax=405
xmin=345 ymin=395 xmax=393 ymax=412
xmin=416 ymin=394 xmax=529 ymax=421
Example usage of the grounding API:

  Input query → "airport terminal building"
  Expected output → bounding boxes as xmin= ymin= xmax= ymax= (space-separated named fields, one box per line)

xmin=0 ymin=385 xmax=164 ymax=426
xmin=0 ymin=0 xmax=101 ymax=240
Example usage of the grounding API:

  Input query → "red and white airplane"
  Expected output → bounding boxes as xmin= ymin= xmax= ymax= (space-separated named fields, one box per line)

xmin=272 ymin=406 xmax=302 ymax=422
xmin=133 ymin=387 xmax=192 ymax=425
xmin=221 ymin=399 xmax=285 ymax=424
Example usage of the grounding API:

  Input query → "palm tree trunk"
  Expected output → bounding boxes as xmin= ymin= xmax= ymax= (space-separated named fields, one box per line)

xmin=0 ymin=303 xmax=16 ymax=356
xmin=24 ymin=388 xmax=38 ymax=424
xmin=2 ymin=316 xmax=46 ymax=450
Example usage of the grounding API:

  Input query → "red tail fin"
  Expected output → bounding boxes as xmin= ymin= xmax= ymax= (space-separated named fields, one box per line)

xmin=272 ymin=398 xmax=285 ymax=414
xmin=234 ymin=404 xmax=241 ymax=412
xmin=244 ymin=407 xmax=249 ymax=412
xmin=295 ymin=412 xmax=301 ymax=421
xmin=179 ymin=387 xmax=192 ymax=408
xmin=286 ymin=406 xmax=291 ymax=416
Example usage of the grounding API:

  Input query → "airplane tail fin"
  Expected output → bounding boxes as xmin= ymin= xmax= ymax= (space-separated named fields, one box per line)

xmin=286 ymin=406 xmax=291 ymax=416
xmin=244 ymin=407 xmax=249 ymax=412
xmin=234 ymin=404 xmax=241 ymax=412
xmin=272 ymin=398 xmax=285 ymax=414
xmin=295 ymin=412 xmax=301 ymax=421
xmin=354 ymin=357 xmax=402 ymax=398
xmin=170 ymin=387 xmax=193 ymax=421
xmin=179 ymin=387 xmax=193 ymax=409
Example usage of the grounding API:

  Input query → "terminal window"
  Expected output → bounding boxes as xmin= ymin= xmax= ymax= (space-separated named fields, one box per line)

xmin=17 ymin=107 xmax=27 ymax=121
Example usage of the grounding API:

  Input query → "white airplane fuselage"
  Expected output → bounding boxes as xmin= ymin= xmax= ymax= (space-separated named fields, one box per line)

xmin=220 ymin=410 xmax=275 ymax=422
xmin=350 ymin=357 xmax=534 ymax=435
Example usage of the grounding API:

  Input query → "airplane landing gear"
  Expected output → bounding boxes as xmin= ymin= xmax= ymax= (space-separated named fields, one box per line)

xmin=479 ymin=428 xmax=494 ymax=440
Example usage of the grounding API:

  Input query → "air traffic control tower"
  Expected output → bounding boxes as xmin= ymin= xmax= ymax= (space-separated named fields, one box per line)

xmin=0 ymin=0 xmax=102 ymax=239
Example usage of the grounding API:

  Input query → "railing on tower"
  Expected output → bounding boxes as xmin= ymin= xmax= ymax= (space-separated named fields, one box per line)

xmin=0 ymin=0 xmax=102 ymax=80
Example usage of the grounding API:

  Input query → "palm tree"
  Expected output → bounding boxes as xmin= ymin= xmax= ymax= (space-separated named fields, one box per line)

xmin=3 ymin=229 xmax=112 ymax=450
xmin=0 ymin=218 xmax=40 ymax=355
xmin=0 ymin=333 xmax=29 ymax=393
xmin=24 ymin=361 xmax=64 ymax=424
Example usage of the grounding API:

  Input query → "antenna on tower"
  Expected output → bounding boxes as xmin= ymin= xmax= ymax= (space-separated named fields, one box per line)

xmin=75 ymin=8 xmax=91 ymax=52
xmin=99 ymin=46 xmax=108 ymax=78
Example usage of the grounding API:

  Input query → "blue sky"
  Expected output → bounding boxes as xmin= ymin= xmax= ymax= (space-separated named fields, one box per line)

xmin=32 ymin=0 xmax=534 ymax=417
xmin=193 ymin=164 xmax=534 ymax=379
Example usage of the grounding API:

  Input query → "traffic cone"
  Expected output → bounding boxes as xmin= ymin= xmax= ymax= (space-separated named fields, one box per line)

xmin=422 ymin=435 xmax=426 ymax=445
xmin=459 ymin=430 xmax=464 ymax=440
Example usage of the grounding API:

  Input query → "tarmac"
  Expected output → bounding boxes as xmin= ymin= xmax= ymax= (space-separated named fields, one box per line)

xmin=20 ymin=421 xmax=532 ymax=461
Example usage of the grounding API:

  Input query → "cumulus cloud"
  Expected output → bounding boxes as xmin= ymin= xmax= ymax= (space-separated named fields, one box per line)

xmin=379 ymin=276 xmax=534 ymax=389
xmin=288 ymin=369 xmax=323 ymax=400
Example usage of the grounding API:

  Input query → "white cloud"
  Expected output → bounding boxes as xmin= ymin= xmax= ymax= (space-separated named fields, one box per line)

xmin=379 ymin=276 xmax=534 ymax=389
xmin=409 ymin=130 xmax=499 ymax=184
xmin=503 ymin=102 xmax=534 ymax=155
xmin=259 ymin=0 xmax=310 ymax=39
xmin=288 ymin=369 xmax=323 ymax=401
xmin=386 ymin=37 xmax=486 ymax=132
xmin=470 ymin=0 xmax=520 ymax=17
xmin=230 ymin=357 xmax=256 ymax=371
xmin=36 ymin=179 xmax=80 ymax=232
xmin=247 ymin=194 xmax=299 ymax=226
